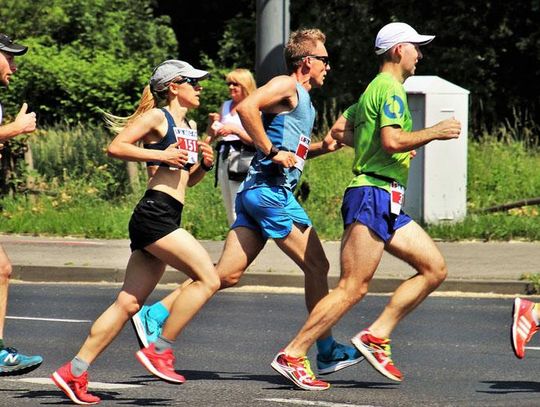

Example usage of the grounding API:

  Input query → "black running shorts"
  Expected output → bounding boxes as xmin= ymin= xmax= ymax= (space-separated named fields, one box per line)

xmin=129 ymin=189 xmax=184 ymax=251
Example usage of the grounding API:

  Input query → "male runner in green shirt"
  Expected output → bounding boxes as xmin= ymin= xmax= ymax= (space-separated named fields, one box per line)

xmin=272 ymin=22 xmax=461 ymax=390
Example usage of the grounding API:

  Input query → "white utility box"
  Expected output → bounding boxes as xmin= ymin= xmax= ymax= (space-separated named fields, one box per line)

xmin=403 ymin=76 xmax=470 ymax=224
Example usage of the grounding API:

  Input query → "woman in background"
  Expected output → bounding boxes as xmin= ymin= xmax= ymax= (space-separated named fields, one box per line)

xmin=208 ymin=68 xmax=256 ymax=225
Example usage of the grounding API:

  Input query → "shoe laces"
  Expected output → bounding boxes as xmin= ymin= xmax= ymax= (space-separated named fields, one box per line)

xmin=290 ymin=356 xmax=316 ymax=380
xmin=3 ymin=347 xmax=19 ymax=355
xmin=72 ymin=371 xmax=90 ymax=393
xmin=371 ymin=338 xmax=396 ymax=365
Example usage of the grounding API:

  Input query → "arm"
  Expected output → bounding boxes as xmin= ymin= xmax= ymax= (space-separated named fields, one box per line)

xmin=215 ymin=123 xmax=253 ymax=145
xmin=307 ymin=132 xmax=345 ymax=159
xmin=330 ymin=114 xmax=355 ymax=147
xmin=380 ymin=118 xmax=461 ymax=154
xmin=188 ymin=136 xmax=214 ymax=187
xmin=107 ymin=109 xmax=188 ymax=169
xmin=236 ymin=75 xmax=298 ymax=168
xmin=0 ymin=103 xmax=36 ymax=142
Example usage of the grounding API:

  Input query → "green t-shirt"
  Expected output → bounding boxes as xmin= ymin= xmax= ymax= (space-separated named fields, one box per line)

xmin=343 ymin=72 xmax=412 ymax=191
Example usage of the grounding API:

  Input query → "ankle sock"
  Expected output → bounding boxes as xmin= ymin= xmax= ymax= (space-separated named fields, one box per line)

xmin=154 ymin=335 xmax=174 ymax=353
xmin=147 ymin=302 xmax=170 ymax=326
xmin=70 ymin=356 xmax=89 ymax=377
xmin=316 ymin=336 xmax=335 ymax=356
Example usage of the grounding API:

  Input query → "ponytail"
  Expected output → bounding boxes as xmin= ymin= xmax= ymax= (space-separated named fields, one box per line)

xmin=103 ymin=85 xmax=163 ymax=134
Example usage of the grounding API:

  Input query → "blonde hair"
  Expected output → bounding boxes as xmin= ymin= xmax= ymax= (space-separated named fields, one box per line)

xmin=103 ymin=85 xmax=166 ymax=134
xmin=225 ymin=68 xmax=256 ymax=98
xmin=284 ymin=28 xmax=326 ymax=73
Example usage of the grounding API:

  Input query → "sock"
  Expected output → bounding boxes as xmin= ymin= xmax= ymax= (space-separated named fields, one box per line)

xmin=0 ymin=339 xmax=4 ymax=350
xmin=316 ymin=336 xmax=335 ymax=356
xmin=154 ymin=335 xmax=174 ymax=353
xmin=70 ymin=356 xmax=89 ymax=377
xmin=533 ymin=304 xmax=540 ymax=325
xmin=147 ymin=302 xmax=170 ymax=326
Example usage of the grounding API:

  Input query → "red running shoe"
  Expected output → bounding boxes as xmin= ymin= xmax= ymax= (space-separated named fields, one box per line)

xmin=271 ymin=350 xmax=330 ymax=391
xmin=135 ymin=343 xmax=185 ymax=384
xmin=511 ymin=298 xmax=538 ymax=359
xmin=351 ymin=330 xmax=403 ymax=382
xmin=51 ymin=362 xmax=100 ymax=405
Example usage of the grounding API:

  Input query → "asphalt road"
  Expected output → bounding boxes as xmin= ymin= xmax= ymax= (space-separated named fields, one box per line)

xmin=1 ymin=283 xmax=540 ymax=406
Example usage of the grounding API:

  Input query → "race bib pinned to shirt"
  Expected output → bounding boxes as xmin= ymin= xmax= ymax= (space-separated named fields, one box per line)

xmin=294 ymin=134 xmax=311 ymax=172
xmin=390 ymin=181 xmax=405 ymax=215
xmin=174 ymin=127 xmax=199 ymax=165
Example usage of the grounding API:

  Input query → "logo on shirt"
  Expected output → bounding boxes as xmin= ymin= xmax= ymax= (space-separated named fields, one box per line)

xmin=383 ymin=95 xmax=405 ymax=119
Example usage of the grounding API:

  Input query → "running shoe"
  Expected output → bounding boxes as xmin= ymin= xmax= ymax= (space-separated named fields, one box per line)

xmin=51 ymin=362 xmax=100 ymax=405
xmin=511 ymin=297 xmax=538 ymax=359
xmin=317 ymin=341 xmax=364 ymax=375
xmin=0 ymin=347 xmax=42 ymax=376
xmin=271 ymin=350 xmax=330 ymax=391
xmin=135 ymin=343 xmax=185 ymax=384
xmin=131 ymin=305 xmax=162 ymax=348
xmin=351 ymin=329 xmax=403 ymax=382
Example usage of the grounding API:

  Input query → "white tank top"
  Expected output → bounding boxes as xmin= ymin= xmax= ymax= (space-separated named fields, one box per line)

xmin=220 ymin=100 xmax=244 ymax=142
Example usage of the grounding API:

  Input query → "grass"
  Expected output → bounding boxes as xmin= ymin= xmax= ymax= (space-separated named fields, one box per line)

xmin=0 ymin=124 xmax=538 ymax=241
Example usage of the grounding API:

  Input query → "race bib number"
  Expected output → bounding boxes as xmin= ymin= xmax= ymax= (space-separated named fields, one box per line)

xmin=390 ymin=181 xmax=405 ymax=215
xmin=294 ymin=134 xmax=311 ymax=172
xmin=174 ymin=127 xmax=199 ymax=166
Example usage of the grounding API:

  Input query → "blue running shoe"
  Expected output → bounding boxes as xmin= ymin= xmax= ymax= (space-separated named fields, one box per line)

xmin=0 ymin=347 xmax=43 ymax=376
xmin=317 ymin=342 xmax=364 ymax=375
xmin=131 ymin=305 xmax=162 ymax=348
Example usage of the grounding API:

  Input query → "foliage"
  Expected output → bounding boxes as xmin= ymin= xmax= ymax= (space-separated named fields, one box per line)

xmin=0 ymin=0 xmax=177 ymax=123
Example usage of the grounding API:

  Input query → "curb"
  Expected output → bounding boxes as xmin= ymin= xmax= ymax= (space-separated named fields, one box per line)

xmin=11 ymin=265 xmax=531 ymax=295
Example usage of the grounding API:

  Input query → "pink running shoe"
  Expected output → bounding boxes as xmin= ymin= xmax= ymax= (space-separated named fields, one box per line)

xmin=351 ymin=330 xmax=403 ymax=382
xmin=51 ymin=362 xmax=100 ymax=405
xmin=135 ymin=343 xmax=185 ymax=384
xmin=511 ymin=298 xmax=539 ymax=359
xmin=271 ymin=350 xmax=330 ymax=391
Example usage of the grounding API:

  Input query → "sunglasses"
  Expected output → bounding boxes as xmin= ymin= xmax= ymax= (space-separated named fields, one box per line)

xmin=303 ymin=55 xmax=330 ymax=66
xmin=173 ymin=77 xmax=201 ymax=87
xmin=226 ymin=81 xmax=240 ymax=87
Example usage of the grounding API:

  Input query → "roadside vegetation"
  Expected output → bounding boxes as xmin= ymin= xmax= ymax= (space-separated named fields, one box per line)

xmin=0 ymin=125 xmax=537 ymax=241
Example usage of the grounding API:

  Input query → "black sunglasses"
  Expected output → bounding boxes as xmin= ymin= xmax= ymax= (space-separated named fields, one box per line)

xmin=302 ymin=55 xmax=330 ymax=66
xmin=173 ymin=77 xmax=201 ymax=87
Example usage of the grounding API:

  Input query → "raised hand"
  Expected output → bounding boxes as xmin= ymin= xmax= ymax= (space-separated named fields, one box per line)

xmin=15 ymin=103 xmax=36 ymax=134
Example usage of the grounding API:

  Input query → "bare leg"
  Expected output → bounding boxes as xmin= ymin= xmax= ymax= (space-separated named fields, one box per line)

xmin=368 ymin=220 xmax=447 ymax=338
xmin=0 ymin=246 xmax=11 ymax=340
xmin=274 ymin=225 xmax=333 ymax=338
xmin=284 ymin=223 xmax=384 ymax=356
xmin=216 ymin=227 xmax=266 ymax=287
xmin=77 ymin=251 xmax=165 ymax=363
xmin=145 ymin=229 xmax=220 ymax=340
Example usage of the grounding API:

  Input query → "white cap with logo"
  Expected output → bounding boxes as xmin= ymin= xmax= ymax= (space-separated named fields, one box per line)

xmin=150 ymin=60 xmax=209 ymax=92
xmin=375 ymin=22 xmax=435 ymax=55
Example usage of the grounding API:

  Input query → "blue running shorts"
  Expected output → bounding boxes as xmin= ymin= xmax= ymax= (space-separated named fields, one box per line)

xmin=341 ymin=186 xmax=412 ymax=243
xmin=231 ymin=186 xmax=312 ymax=239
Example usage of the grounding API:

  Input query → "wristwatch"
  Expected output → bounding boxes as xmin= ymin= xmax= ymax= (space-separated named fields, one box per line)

xmin=264 ymin=145 xmax=280 ymax=160
xmin=200 ymin=160 xmax=214 ymax=172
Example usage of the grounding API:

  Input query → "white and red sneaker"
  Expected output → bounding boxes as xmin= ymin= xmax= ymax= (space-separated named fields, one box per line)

xmin=271 ymin=350 xmax=330 ymax=391
xmin=51 ymin=362 xmax=100 ymax=405
xmin=511 ymin=298 xmax=539 ymax=359
xmin=135 ymin=343 xmax=185 ymax=384
xmin=351 ymin=330 xmax=403 ymax=382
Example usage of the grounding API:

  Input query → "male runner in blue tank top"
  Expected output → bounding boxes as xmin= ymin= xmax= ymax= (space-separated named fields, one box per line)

xmin=130 ymin=28 xmax=362 ymax=388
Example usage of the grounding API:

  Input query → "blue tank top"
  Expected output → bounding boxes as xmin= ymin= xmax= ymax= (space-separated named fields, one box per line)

xmin=239 ymin=83 xmax=315 ymax=192
xmin=143 ymin=108 xmax=195 ymax=171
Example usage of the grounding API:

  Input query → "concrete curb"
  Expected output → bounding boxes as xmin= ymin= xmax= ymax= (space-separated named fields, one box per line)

xmin=12 ymin=265 xmax=532 ymax=295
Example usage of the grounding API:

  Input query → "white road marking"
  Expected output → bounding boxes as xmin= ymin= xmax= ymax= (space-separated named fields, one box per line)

xmin=524 ymin=346 xmax=540 ymax=350
xmin=6 ymin=316 xmax=91 ymax=323
xmin=258 ymin=398 xmax=380 ymax=407
xmin=5 ymin=377 xmax=141 ymax=389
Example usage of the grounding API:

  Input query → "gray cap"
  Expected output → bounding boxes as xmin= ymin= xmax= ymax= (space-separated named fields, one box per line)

xmin=149 ymin=60 xmax=209 ymax=92
xmin=0 ymin=33 xmax=28 ymax=56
